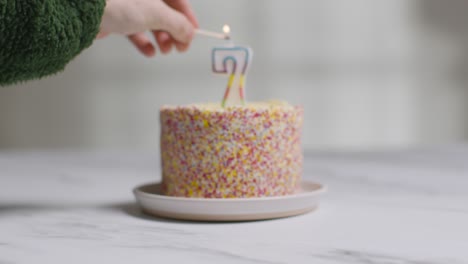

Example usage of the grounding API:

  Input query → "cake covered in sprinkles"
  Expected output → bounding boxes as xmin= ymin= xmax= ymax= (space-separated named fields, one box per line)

xmin=160 ymin=101 xmax=304 ymax=198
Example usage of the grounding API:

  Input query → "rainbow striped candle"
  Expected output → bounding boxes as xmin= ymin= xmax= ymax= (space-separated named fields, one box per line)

xmin=212 ymin=45 xmax=253 ymax=107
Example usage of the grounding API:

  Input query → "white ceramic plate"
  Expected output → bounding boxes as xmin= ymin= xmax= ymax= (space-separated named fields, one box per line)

xmin=133 ymin=181 xmax=326 ymax=222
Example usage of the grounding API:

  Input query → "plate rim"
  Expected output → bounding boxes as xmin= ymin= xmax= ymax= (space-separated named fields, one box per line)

xmin=133 ymin=180 xmax=327 ymax=203
xmin=140 ymin=206 xmax=319 ymax=222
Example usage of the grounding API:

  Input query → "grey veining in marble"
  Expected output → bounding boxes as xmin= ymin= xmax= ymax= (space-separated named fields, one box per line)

xmin=1 ymin=146 xmax=468 ymax=263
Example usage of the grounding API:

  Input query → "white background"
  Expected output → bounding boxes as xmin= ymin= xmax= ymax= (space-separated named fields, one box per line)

xmin=1 ymin=0 xmax=468 ymax=151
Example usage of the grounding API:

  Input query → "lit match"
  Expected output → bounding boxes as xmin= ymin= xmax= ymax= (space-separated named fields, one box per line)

xmin=195 ymin=24 xmax=231 ymax=40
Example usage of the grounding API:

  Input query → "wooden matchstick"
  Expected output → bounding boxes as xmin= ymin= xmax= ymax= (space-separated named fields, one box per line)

xmin=195 ymin=28 xmax=230 ymax=40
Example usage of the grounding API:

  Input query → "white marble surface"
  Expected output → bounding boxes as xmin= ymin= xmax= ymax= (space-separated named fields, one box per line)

xmin=1 ymin=145 xmax=467 ymax=264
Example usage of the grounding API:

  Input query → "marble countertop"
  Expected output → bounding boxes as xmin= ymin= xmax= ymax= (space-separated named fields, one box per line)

xmin=1 ymin=146 xmax=467 ymax=264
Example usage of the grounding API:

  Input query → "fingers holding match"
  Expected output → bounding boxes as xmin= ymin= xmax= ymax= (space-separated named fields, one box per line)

xmin=128 ymin=33 xmax=156 ymax=57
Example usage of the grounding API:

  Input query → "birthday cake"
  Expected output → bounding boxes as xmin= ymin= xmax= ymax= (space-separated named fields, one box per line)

xmin=160 ymin=100 xmax=304 ymax=198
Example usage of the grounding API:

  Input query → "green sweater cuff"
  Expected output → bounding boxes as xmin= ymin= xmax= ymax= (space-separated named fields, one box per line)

xmin=0 ymin=0 xmax=106 ymax=86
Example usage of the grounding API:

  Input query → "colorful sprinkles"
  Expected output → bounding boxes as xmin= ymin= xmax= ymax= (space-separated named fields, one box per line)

xmin=160 ymin=101 xmax=304 ymax=198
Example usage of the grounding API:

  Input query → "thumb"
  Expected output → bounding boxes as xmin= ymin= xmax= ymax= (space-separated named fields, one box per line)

xmin=154 ymin=2 xmax=194 ymax=44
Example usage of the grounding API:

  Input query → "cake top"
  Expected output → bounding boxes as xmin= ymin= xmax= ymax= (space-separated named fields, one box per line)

xmin=161 ymin=100 xmax=298 ymax=112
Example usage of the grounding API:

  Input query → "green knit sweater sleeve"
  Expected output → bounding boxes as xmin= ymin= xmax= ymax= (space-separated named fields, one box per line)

xmin=0 ymin=0 xmax=106 ymax=86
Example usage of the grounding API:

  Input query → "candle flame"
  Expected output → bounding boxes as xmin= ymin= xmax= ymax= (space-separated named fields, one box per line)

xmin=223 ymin=24 xmax=230 ymax=34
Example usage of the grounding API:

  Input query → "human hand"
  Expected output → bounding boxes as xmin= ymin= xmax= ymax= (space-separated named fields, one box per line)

xmin=98 ymin=0 xmax=199 ymax=57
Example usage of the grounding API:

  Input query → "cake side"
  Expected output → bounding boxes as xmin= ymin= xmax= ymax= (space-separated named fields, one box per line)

xmin=160 ymin=101 xmax=304 ymax=198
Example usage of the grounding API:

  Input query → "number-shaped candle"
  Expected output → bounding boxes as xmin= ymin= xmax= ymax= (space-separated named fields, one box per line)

xmin=212 ymin=46 xmax=253 ymax=107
